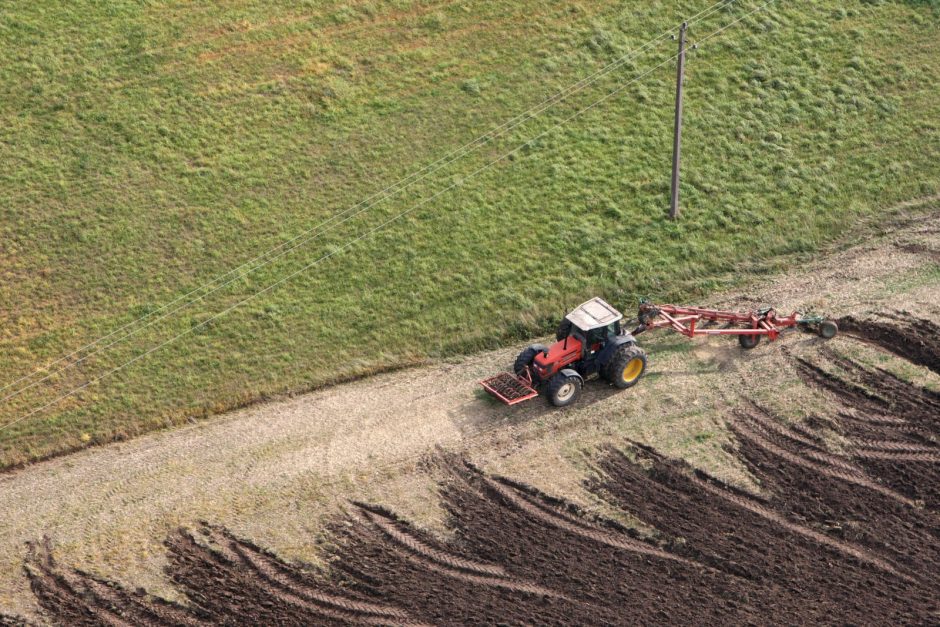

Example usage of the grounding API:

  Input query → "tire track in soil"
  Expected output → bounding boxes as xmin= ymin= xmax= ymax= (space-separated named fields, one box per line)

xmin=852 ymin=450 xmax=940 ymax=462
xmin=435 ymin=455 xmax=758 ymax=625
xmin=728 ymin=411 xmax=940 ymax=580
xmin=837 ymin=315 xmax=940 ymax=374
xmin=793 ymin=347 xmax=940 ymax=507
xmin=193 ymin=524 xmax=424 ymax=626
xmin=23 ymin=538 xmax=207 ymax=627
xmin=794 ymin=356 xmax=940 ymax=443
xmin=856 ymin=440 xmax=938 ymax=453
xmin=479 ymin=473 xmax=697 ymax=567
xmin=351 ymin=504 xmax=507 ymax=577
xmin=738 ymin=405 xmax=868 ymax=475
xmin=165 ymin=527 xmax=409 ymax=626
xmin=591 ymin=444 xmax=940 ymax=624
xmin=687 ymin=473 xmax=909 ymax=581
xmin=730 ymin=417 xmax=916 ymax=506
xmin=741 ymin=405 xmax=830 ymax=451
xmin=820 ymin=346 xmax=940 ymax=417
xmin=352 ymin=504 xmax=566 ymax=600
xmin=326 ymin=499 xmax=615 ymax=626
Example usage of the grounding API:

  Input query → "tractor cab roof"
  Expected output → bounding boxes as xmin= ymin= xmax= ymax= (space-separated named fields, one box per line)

xmin=565 ymin=297 xmax=623 ymax=331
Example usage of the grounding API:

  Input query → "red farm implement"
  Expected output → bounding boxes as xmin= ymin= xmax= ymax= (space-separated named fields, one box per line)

xmin=480 ymin=297 xmax=837 ymax=408
xmin=480 ymin=371 xmax=540 ymax=406
xmin=633 ymin=301 xmax=838 ymax=349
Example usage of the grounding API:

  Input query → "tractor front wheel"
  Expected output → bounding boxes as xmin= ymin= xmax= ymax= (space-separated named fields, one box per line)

xmin=514 ymin=344 xmax=548 ymax=376
xmin=547 ymin=372 xmax=582 ymax=407
xmin=605 ymin=345 xmax=647 ymax=389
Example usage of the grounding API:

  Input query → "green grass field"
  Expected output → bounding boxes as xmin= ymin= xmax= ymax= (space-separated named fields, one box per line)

xmin=1 ymin=0 xmax=938 ymax=468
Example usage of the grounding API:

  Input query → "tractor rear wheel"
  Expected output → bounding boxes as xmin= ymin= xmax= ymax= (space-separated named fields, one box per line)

xmin=605 ymin=344 xmax=647 ymax=389
xmin=514 ymin=344 xmax=547 ymax=376
xmin=556 ymin=318 xmax=573 ymax=341
xmin=739 ymin=332 xmax=761 ymax=349
xmin=547 ymin=372 xmax=582 ymax=407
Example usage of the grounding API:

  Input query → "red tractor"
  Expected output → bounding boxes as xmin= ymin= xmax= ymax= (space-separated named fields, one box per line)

xmin=482 ymin=297 xmax=647 ymax=407
xmin=481 ymin=296 xmax=838 ymax=408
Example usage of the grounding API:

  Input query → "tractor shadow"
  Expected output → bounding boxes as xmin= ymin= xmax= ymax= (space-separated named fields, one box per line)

xmin=448 ymin=378 xmax=627 ymax=434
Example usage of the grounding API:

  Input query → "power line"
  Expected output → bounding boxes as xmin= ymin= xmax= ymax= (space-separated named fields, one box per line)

xmin=0 ymin=0 xmax=778 ymax=434
xmin=1 ymin=1 xmax=737 ymax=403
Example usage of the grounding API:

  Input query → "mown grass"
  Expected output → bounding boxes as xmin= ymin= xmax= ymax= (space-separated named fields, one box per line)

xmin=1 ymin=0 xmax=938 ymax=467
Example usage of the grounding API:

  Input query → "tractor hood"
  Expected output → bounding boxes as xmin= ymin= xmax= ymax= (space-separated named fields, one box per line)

xmin=532 ymin=336 xmax=583 ymax=377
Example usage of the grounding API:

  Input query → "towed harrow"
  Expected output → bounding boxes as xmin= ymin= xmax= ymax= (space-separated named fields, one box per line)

xmin=481 ymin=298 xmax=838 ymax=407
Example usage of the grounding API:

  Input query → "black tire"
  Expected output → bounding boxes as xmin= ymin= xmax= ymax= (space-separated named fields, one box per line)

xmin=556 ymin=318 xmax=573 ymax=341
xmin=739 ymin=332 xmax=761 ymax=349
xmin=547 ymin=372 xmax=582 ymax=407
xmin=514 ymin=344 xmax=548 ymax=376
xmin=605 ymin=344 xmax=647 ymax=389
xmin=818 ymin=320 xmax=838 ymax=339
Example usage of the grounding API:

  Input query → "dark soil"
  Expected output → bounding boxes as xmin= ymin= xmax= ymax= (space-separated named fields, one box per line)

xmin=10 ymin=324 xmax=940 ymax=626
xmin=837 ymin=315 xmax=940 ymax=374
xmin=793 ymin=349 xmax=940 ymax=508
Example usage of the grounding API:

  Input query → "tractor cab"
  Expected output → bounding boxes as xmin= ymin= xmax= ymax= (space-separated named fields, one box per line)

xmin=562 ymin=297 xmax=623 ymax=357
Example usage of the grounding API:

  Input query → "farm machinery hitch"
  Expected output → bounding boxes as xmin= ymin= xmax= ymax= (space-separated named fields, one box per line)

xmin=481 ymin=297 xmax=838 ymax=407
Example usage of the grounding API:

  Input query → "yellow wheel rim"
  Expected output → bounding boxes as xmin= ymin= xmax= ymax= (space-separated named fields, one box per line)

xmin=622 ymin=357 xmax=644 ymax=383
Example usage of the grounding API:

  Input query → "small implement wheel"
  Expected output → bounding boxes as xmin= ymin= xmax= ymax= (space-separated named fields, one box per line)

xmin=818 ymin=320 xmax=838 ymax=339
xmin=514 ymin=344 xmax=548 ymax=376
xmin=739 ymin=332 xmax=761 ymax=349
xmin=606 ymin=345 xmax=647 ymax=389
xmin=547 ymin=372 xmax=582 ymax=407
xmin=556 ymin=318 xmax=573 ymax=341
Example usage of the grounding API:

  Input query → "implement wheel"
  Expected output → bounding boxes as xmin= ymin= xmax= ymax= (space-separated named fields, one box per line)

xmin=514 ymin=344 xmax=547 ymax=376
xmin=547 ymin=372 xmax=582 ymax=407
xmin=606 ymin=344 xmax=647 ymax=389
xmin=818 ymin=320 xmax=838 ymax=339
xmin=739 ymin=332 xmax=761 ymax=349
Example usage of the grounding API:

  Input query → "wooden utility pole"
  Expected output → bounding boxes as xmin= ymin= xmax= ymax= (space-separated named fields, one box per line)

xmin=669 ymin=22 xmax=688 ymax=220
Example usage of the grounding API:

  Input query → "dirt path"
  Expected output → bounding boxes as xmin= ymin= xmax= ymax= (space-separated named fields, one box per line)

xmin=1 ymin=203 xmax=937 ymax=620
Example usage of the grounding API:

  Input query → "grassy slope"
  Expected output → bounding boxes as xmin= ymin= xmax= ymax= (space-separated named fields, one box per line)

xmin=0 ymin=0 xmax=938 ymax=467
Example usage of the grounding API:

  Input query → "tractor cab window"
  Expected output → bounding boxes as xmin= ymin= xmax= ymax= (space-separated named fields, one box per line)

xmin=585 ymin=323 xmax=617 ymax=350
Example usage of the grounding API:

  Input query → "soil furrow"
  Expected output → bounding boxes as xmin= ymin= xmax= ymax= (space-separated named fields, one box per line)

xmin=354 ymin=505 xmax=509 ymax=577
xmin=855 ymin=440 xmax=938 ymax=453
xmin=688 ymin=474 xmax=910 ymax=579
xmin=837 ymin=316 xmax=940 ymax=374
xmin=851 ymin=450 xmax=940 ymax=462
xmin=480 ymin=473 xmax=697 ymax=567
xmin=729 ymin=419 xmax=916 ymax=506
xmin=227 ymin=536 xmax=413 ymax=622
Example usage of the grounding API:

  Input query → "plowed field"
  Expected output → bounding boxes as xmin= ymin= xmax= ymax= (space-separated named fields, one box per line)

xmin=14 ymin=333 xmax=940 ymax=625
